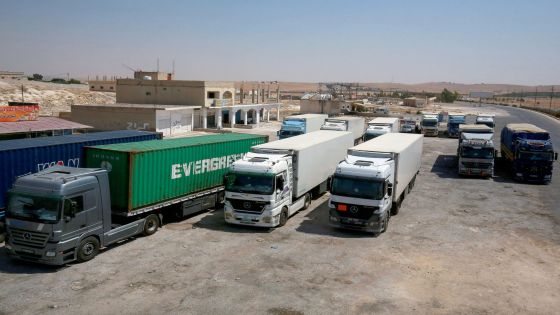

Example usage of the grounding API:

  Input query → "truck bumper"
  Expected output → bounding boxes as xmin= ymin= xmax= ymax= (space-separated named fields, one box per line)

xmin=458 ymin=167 xmax=493 ymax=177
xmin=328 ymin=210 xmax=388 ymax=234
xmin=224 ymin=204 xmax=281 ymax=228
xmin=5 ymin=240 xmax=69 ymax=265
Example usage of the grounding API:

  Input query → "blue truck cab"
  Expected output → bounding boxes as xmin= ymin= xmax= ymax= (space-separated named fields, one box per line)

xmin=277 ymin=114 xmax=327 ymax=140
xmin=447 ymin=114 xmax=466 ymax=137
xmin=500 ymin=123 xmax=558 ymax=183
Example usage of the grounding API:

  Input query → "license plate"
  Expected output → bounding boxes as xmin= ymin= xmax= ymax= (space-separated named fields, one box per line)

xmin=20 ymin=248 xmax=34 ymax=254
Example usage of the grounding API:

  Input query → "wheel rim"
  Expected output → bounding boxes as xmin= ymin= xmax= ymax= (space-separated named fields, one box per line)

xmin=82 ymin=242 xmax=94 ymax=256
xmin=305 ymin=194 xmax=310 ymax=207
xmin=146 ymin=218 xmax=157 ymax=233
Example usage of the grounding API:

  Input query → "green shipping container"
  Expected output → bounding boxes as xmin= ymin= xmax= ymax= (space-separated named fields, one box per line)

xmin=85 ymin=133 xmax=268 ymax=213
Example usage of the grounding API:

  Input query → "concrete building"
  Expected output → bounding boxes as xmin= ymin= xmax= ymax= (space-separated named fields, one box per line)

xmin=0 ymin=71 xmax=26 ymax=80
xmin=299 ymin=93 xmax=344 ymax=115
xmin=134 ymin=71 xmax=174 ymax=81
xmin=88 ymin=80 xmax=116 ymax=92
xmin=70 ymin=104 xmax=200 ymax=137
xmin=403 ymin=97 xmax=435 ymax=107
xmin=116 ymin=79 xmax=236 ymax=108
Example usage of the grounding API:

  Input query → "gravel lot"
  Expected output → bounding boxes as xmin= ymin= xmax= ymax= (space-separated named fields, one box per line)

xmin=0 ymin=104 xmax=559 ymax=314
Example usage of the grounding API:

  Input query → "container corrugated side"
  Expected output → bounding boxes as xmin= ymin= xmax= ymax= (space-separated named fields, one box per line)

xmin=0 ymin=130 xmax=161 ymax=209
xmin=84 ymin=133 xmax=268 ymax=213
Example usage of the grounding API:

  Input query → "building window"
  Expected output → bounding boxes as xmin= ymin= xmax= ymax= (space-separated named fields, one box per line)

xmin=110 ymin=86 xmax=114 ymax=90
xmin=207 ymin=92 xmax=216 ymax=99
xmin=91 ymin=86 xmax=95 ymax=89
xmin=100 ymin=86 xmax=104 ymax=89
xmin=163 ymin=87 xmax=167 ymax=91
xmin=146 ymin=92 xmax=152 ymax=96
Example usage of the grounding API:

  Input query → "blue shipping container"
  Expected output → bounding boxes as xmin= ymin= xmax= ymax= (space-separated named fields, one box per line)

xmin=0 ymin=130 xmax=162 ymax=210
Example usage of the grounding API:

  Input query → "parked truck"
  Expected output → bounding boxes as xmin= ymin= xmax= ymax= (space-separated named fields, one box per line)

xmin=320 ymin=116 xmax=365 ymax=144
xmin=447 ymin=113 xmax=466 ymax=137
xmin=328 ymin=133 xmax=423 ymax=234
xmin=421 ymin=114 xmax=439 ymax=136
xmin=0 ymin=130 xmax=162 ymax=243
xmin=457 ymin=124 xmax=495 ymax=177
xmin=277 ymin=114 xmax=328 ymax=139
xmin=476 ymin=114 xmax=495 ymax=129
xmin=363 ymin=117 xmax=400 ymax=141
xmin=4 ymin=133 xmax=267 ymax=264
xmin=224 ymin=130 xmax=353 ymax=227
xmin=501 ymin=123 xmax=557 ymax=182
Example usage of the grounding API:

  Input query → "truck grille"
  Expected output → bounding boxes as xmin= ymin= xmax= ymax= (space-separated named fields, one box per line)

xmin=334 ymin=203 xmax=378 ymax=220
xmin=462 ymin=162 xmax=492 ymax=169
xmin=227 ymin=198 xmax=267 ymax=213
xmin=9 ymin=228 xmax=49 ymax=248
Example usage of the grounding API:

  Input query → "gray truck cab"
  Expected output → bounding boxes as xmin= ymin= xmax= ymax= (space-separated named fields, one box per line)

xmin=5 ymin=166 xmax=155 ymax=265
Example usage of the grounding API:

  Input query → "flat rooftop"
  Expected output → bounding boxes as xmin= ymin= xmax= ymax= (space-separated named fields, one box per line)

xmin=0 ymin=116 xmax=91 ymax=135
xmin=74 ymin=103 xmax=201 ymax=110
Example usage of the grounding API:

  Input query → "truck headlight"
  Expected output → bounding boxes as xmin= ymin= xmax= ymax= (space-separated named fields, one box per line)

xmin=516 ymin=173 xmax=523 ymax=177
xmin=330 ymin=216 xmax=338 ymax=222
xmin=262 ymin=216 xmax=272 ymax=223
xmin=46 ymin=251 xmax=56 ymax=257
xmin=224 ymin=212 xmax=232 ymax=219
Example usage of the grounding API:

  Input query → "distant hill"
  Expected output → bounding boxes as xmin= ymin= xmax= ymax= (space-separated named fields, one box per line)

xmin=235 ymin=81 xmax=560 ymax=95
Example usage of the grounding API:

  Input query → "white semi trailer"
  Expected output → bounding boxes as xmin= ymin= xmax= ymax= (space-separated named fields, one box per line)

xmin=329 ymin=133 xmax=423 ymax=234
xmin=224 ymin=130 xmax=354 ymax=228
xmin=320 ymin=116 xmax=365 ymax=144
xmin=363 ymin=117 xmax=400 ymax=141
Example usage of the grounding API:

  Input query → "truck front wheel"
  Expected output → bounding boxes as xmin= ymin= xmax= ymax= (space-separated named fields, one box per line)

xmin=278 ymin=208 xmax=289 ymax=227
xmin=143 ymin=214 xmax=160 ymax=236
xmin=391 ymin=200 xmax=401 ymax=216
xmin=77 ymin=237 xmax=100 ymax=263
xmin=302 ymin=193 xmax=311 ymax=210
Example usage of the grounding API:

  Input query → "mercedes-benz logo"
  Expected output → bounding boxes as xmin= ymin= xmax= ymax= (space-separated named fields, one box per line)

xmin=23 ymin=232 xmax=32 ymax=240
xmin=350 ymin=206 xmax=359 ymax=214
xmin=243 ymin=202 xmax=251 ymax=209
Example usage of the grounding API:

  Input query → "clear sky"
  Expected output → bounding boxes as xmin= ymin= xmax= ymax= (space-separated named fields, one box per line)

xmin=1 ymin=0 xmax=559 ymax=85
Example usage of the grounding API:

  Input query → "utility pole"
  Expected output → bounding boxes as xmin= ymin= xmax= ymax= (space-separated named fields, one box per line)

xmin=550 ymin=86 xmax=554 ymax=110
xmin=21 ymin=84 xmax=24 ymax=102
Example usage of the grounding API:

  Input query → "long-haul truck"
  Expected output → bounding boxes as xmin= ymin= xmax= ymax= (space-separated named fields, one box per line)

xmin=363 ymin=117 xmax=400 ymax=141
xmin=224 ymin=130 xmax=353 ymax=227
xmin=457 ymin=124 xmax=495 ymax=177
xmin=4 ymin=133 xmax=267 ymax=265
xmin=501 ymin=123 xmax=557 ymax=183
xmin=0 ymin=130 xmax=162 ymax=243
xmin=447 ymin=113 xmax=466 ymax=137
xmin=421 ymin=114 xmax=439 ymax=136
xmin=320 ymin=116 xmax=365 ymax=144
xmin=277 ymin=114 xmax=327 ymax=139
xmin=328 ymin=133 xmax=423 ymax=234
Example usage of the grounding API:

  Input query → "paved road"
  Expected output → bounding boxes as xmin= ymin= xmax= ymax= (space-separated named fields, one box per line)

xmin=457 ymin=101 xmax=560 ymax=214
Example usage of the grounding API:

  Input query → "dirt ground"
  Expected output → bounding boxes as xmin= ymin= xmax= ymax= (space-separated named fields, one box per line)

xmin=0 ymin=104 xmax=559 ymax=314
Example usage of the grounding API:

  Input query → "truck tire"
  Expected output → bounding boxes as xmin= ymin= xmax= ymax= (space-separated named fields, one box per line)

xmin=302 ymin=193 xmax=311 ymax=210
xmin=143 ymin=214 xmax=160 ymax=236
xmin=380 ymin=213 xmax=390 ymax=233
xmin=77 ymin=236 xmax=100 ymax=263
xmin=391 ymin=199 xmax=401 ymax=216
xmin=278 ymin=208 xmax=289 ymax=227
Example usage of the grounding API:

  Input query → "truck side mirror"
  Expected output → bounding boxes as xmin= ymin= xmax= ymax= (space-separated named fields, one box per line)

xmin=276 ymin=131 xmax=280 ymax=137
xmin=387 ymin=183 xmax=393 ymax=197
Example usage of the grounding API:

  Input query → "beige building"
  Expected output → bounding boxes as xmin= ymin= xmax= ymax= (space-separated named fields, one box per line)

xmin=70 ymin=104 xmax=200 ymax=137
xmin=88 ymin=80 xmax=116 ymax=92
xmin=134 ymin=71 xmax=174 ymax=81
xmin=0 ymin=71 xmax=25 ymax=80
xmin=299 ymin=93 xmax=344 ymax=115
xmin=116 ymin=79 xmax=235 ymax=108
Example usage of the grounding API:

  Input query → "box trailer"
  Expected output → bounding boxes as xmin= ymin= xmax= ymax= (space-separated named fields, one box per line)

xmin=277 ymin=114 xmax=328 ymax=139
xmin=363 ymin=117 xmax=400 ymax=141
xmin=320 ymin=116 xmax=365 ymax=144
xmin=4 ymin=133 xmax=267 ymax=265
xmin=329 ymin=133 xmax=423 ymax=234
xmin=224 ymin=130 xmax=354 ymax=227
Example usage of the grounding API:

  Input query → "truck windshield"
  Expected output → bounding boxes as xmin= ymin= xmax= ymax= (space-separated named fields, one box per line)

xmin=422 ymin=121 xmax=437 ymax=127
xmin=279 ymin=130 xmax=303 ymax=137
xmin=331 ymin=175 xmax=384 ymax=200
xmin=7 ymin=193 xmax=62 ymax=223
xmin=461 ymin=147 xmax=494 ymax=159
xmin=518 ymin=151 xmax=554 ymax=161
xmin=515 ymin=133 xmax=550 ymax=141
xmin=225 ymin=172 xmax=275 ymax=195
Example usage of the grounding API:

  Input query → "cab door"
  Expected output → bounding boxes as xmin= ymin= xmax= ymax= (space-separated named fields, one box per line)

xmin=61 ymin=195 xmax=87 ymax=241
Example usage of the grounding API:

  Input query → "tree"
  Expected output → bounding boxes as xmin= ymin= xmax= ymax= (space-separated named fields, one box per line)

xmin=31 ymin=73 xmax=43 ymax=81
xmin=439 ymin=88 xmax=459 ymax=103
